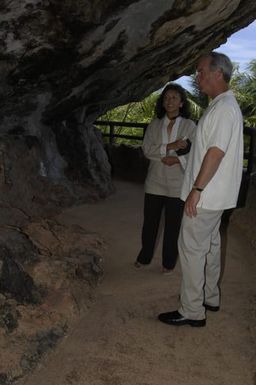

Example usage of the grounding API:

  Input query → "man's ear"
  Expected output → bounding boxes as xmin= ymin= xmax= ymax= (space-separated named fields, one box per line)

xmin=216 ymin=68 xmax=223 ymax=80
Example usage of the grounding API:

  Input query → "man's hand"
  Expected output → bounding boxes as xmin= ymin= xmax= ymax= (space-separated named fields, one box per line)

xmin=161 ymin=156 xmax=179 ymax=166
xmin=184 ymin=189 xmax=201 ymax=217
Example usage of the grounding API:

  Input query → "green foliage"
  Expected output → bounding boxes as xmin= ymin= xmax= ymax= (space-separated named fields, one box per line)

xmin=96 ymin=59 xmax=256 ymax=144
xmin=188 ymin=60 xmax=256 ymax=126
xmin=230 ymin=60 xmax=256 ymax=127
xmin=187 ymin=75 xmax=209 ymax=120
xmin=100 ymin=92 xmax=158 ymax=123
xmin=97 ymin=93 xmax=158 ymax=144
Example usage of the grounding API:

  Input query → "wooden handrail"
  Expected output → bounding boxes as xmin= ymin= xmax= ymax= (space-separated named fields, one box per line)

xmin=95 ymin=120 xmax=148 ymax=128
xmin=244 ymin=126 xmax=256 ymax=175
xmin=94 ymin=120 xmax=256 ymax=174
xmin=94 ymin=120 xmax=148 ymax=143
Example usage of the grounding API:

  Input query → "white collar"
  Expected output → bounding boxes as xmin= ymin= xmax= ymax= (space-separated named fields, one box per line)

xmin=163 ymin=114 xmax=181 ymax=128
xmin=162 ymin=115 xmax=181 ymax=150
xmin=209 ymin=90 xmax=233 ymax=107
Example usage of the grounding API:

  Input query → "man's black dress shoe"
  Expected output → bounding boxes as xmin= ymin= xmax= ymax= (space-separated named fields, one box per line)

xmin=158 ymin=310 xmax=206 ymax=327
xmin=203 ymin=303 xmax=220 ymax=312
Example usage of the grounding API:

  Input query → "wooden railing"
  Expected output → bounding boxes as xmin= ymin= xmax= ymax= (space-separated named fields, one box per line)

xmin=94 ymin=120 xmax=256 ymax=207
xmin=243 ymin=126 xmax=256 ymax=175
xmin=95 ymin=120 xmax=147 ymax=144
xmin=94 ymin=120 xmax=256 ymax=174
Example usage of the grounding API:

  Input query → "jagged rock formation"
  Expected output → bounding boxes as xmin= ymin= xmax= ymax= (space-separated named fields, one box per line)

xmin=1 ymin=0 xmax=256 ymax=199
xmin=0 ymin=1 xmax=256 ymax=382
xmin=0 ymin=219 xmax=104 ymax=382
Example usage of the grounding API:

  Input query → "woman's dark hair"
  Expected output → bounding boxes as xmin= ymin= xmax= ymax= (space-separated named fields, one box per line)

xmin=155 ymin=83 xmax=191 ymax=119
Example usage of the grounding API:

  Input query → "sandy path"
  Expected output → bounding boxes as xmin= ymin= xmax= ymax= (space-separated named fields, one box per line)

xmin=17 ymin=180 xmax=256 ymax=385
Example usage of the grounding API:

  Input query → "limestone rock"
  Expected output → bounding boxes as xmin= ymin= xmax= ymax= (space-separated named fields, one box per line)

xmin=0 ymin=1 xmax=255 ymax=200
xmin=0 ymin=218 xmax=105 ymax=383
xmin=0 ymin=2 xmax=255 ymax=381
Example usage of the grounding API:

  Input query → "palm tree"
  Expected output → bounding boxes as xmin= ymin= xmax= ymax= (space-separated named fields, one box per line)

xmin=187 ymin=60 xmax=256 ymax=127
xmin=231 ymin=60 xmax=256 ymax=127
xmin=97 ymin=60 xmax=256 ymax=145
xmin=186 ymin=75 xmax=208 ymax=121
xmin=98 ymin=92 xmax=158 ymax=144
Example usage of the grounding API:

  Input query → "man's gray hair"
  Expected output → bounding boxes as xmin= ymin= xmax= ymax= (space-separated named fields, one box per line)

xmin=207 ymin=52 xmax=233 ymax=83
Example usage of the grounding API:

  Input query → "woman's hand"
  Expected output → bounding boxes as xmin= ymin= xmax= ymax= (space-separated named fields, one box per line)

xmin=161 ymin=156 xmax=179 ymax=166
xmin=167 ymin=138 xmax=188 ymax=151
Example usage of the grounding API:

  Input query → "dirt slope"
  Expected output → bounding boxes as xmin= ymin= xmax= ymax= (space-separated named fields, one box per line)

xmin=16 ymin=180 xmax=256 ymax=385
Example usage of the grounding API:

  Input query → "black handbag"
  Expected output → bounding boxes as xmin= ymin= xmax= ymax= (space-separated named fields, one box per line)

xmin=176 ymin=138 xmax=191 ymax=156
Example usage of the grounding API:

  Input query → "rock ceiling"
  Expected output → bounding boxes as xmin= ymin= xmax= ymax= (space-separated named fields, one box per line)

xmin=0 ymin=0 xmax=255 ymax=202
xmin=0 ymin=3 xmax=255 ymax=381
xmin=1 ymin=0 xmax=256 ymax=129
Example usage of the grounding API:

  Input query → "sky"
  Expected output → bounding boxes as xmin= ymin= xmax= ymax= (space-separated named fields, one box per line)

xmin=177 ymin=20 xmax=256 ymax=91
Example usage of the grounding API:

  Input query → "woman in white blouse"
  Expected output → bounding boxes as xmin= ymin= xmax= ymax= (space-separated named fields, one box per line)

xmin=135 ymin=83 xmax=196 ymax=274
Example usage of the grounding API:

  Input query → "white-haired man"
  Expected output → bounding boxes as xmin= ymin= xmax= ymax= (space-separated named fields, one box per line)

xmin=158 ymin=52 xmax=244 ymax=327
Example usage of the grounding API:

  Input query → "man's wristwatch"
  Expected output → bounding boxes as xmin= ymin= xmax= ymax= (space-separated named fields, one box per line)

xmin=192 ymin=185 xmax=204 ymax=192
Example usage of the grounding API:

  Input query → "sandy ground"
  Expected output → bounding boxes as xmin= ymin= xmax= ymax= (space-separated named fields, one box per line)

xmin=16 ymin=180 xmax=256 ymax=385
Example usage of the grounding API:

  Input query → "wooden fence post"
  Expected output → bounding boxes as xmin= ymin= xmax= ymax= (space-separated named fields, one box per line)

xmin=109 ymin=123 xmax=115 ymax=145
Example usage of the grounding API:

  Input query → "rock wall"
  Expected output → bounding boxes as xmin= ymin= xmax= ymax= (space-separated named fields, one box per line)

xmin=0 ymin=134 xmax=107 ymax=383
xmin=0 ymin=218 xmax=105 ymax=383
xmin=1 ymin=0 xmax=256 ymax=200
xmin=0 ymin=2 xmax=256 ymax=382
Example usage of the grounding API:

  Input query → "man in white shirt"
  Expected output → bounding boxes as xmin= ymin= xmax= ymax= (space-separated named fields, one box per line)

xmin=158 ymin=52 xmax=244 ymax=327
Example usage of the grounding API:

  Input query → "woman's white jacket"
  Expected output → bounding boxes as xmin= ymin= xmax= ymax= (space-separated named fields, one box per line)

xmin=142 ymin=115 xmax=196 ymax=197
